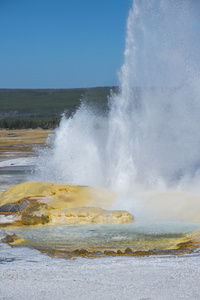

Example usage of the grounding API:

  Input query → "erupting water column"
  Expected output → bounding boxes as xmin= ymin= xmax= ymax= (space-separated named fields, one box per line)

xmin=35 ymin=0 xmax=200 ymax=210
xmin=107 ymin=0 xmax=200 ymax=193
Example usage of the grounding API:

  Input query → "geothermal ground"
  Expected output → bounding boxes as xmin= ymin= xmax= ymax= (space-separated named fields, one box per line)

xmin=0 ymin=129 xmax=200 ymax=299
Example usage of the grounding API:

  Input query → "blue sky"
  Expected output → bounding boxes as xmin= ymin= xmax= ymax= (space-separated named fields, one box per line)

xmin=0 ymin=0 xmax=132 ymax=88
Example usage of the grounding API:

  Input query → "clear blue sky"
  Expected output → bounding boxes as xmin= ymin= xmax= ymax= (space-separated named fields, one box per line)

xmin=0 ymin=0 xmax=132 ymax=88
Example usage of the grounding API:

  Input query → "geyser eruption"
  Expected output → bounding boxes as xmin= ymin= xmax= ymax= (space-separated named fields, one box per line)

xmin=35 ymin=0 xmax=200 ymax=196
xmin=107 ymin=0 xmax=200 ymax=191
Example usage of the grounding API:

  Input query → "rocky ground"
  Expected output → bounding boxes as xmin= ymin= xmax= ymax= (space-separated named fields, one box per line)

xmin=0 ymin=239 xmax=200 ymax=300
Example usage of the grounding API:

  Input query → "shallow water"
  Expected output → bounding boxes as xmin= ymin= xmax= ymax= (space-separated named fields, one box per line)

xmin=0 ymin=167 xmax=33 ymax=191
xmin=6 ymin=221 xmax=199 ymax=258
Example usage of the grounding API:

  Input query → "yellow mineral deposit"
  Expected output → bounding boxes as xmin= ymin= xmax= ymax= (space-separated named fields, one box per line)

xmin=1 ymin=181 xmax=200 ymax=257
xmin=166 ymin=228 xmax=200 ymax=253
xmin=51 ymin=207 xmax=133 ymax=225
xmin=0 ymin=181 xmax=133 ymax=226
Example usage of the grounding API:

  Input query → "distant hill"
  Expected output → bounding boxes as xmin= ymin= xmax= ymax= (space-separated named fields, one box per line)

xmin=0 ymin=87 xmax=118 ymax=129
